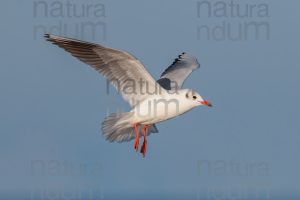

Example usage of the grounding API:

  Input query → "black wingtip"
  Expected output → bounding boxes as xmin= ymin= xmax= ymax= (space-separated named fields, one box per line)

xmin=178 ymin=52 xmax=186 ymax=58
xmin=44 ymin=33 xmax=53 ymax=42
xmin=44 ymin=33 xmax=50 ymax=38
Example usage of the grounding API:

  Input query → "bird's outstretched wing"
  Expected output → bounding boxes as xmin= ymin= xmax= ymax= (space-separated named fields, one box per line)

xmin=45 ymin=34 xmax=165 ymax=107
xmin=157 ymin=53 xmax=200 ymax=90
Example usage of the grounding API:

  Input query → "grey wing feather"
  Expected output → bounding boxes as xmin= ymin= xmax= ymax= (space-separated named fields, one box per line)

xmin=157 ymin=52 xmax=200 ymax=90
xmin=45 ymin=34 xmax=165 ymax=107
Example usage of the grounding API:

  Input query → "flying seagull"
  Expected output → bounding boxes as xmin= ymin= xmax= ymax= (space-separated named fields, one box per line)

xmin=45 ymin=34 xmax=212 ymax=157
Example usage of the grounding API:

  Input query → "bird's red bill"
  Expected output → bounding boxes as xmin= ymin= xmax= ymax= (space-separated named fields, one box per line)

xmin=200 ymin=100 xmax=212 ymax=107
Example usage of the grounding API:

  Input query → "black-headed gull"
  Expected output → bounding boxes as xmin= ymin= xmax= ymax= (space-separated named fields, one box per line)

xmin=45 ymin=34 xmax=212 ymax=157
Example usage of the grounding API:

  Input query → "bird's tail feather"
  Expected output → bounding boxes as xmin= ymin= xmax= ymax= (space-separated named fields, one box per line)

xmin=102 ymin=112 xmax=134 ymax=143
xmin=101 ymin=112 xmax=158 ymax=143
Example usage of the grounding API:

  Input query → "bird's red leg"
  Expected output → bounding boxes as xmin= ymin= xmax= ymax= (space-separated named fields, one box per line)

xmin=134 ymin=123 xmax=139 ymax=151
xmin=140 ymin=125 xmax=149 ymax=157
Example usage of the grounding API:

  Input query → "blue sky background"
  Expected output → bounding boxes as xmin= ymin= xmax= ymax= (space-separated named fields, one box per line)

xmin=0 ymin=0 xmax=300 ymax=199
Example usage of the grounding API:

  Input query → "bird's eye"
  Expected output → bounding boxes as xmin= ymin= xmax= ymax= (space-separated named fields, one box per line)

xmin=193 ymin=96 xmax=197 ymax=100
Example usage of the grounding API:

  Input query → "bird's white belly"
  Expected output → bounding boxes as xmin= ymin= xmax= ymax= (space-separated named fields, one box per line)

xmin=132 ymin=97 xmax=192 ymax=124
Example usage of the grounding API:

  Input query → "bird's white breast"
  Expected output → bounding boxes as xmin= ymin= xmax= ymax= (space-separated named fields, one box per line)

xmin=131 ymin=94 xmax=194 ymax=124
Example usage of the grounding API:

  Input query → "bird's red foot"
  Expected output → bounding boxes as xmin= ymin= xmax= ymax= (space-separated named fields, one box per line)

xmin=134 ymin=123 xmax=139 ymax=151
xmin=140 ymin=139 xmax=147 ymax=157
xmin=134 ymin=137 xmax=139 ymax=151
xmin=140 ymin=125 xmax=149 ymax=158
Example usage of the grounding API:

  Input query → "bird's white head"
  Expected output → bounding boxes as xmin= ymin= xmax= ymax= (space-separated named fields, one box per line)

xmin=178 ymin=89 xmax=212 ymax=108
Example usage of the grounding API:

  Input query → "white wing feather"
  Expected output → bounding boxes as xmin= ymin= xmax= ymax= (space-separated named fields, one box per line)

xmin=45 ymin=34 xmax=166 ymax=107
